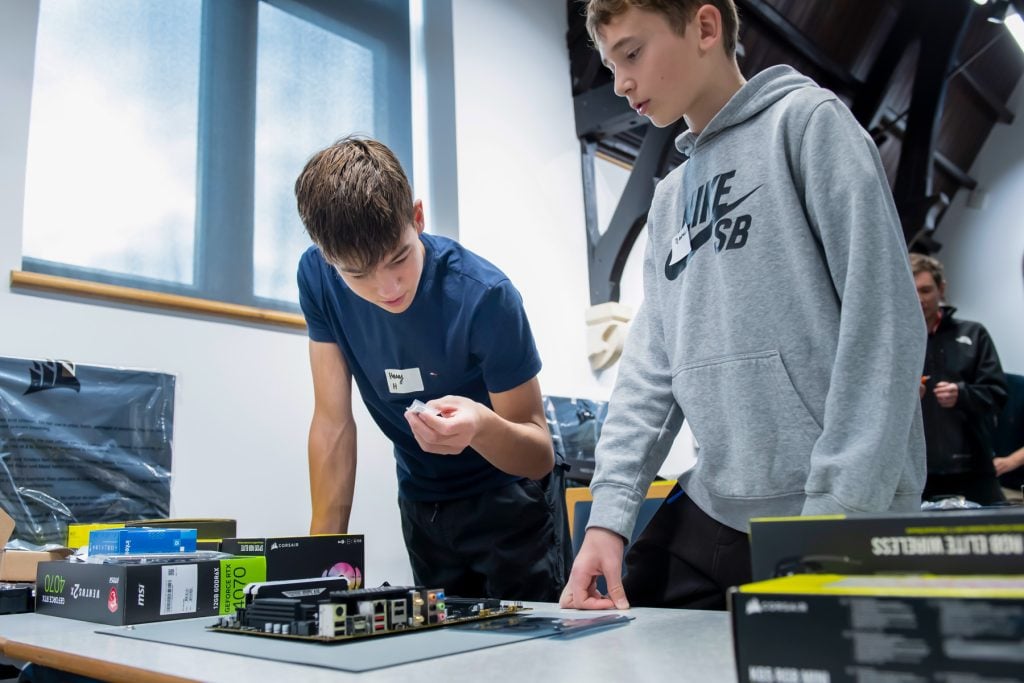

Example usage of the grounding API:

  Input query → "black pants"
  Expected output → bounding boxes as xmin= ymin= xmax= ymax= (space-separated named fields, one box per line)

xmin=924 ymin=471 xmax=1006 ymax=505
xmin=398 ymin=473 xmax=570 ymax=602
xmin=622 ymin=486 xmax=751 ymax=610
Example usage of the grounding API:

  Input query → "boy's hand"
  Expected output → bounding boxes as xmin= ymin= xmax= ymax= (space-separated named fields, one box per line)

xmin=933 ymin=381 xmax=959 ymax=408
xmin=559 ymin=527 xmax=630 ymax=610
xmin=404 ymin=395 xmax=482 ymax=455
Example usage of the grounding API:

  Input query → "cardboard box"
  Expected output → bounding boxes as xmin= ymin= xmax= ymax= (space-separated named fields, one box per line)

xmin=35 ymin=555 xmax=266 ymax=625
xmin=221 ymin=534 xmax=364 ymax=585
xmin=731 ymin=573 xmax=1024 ymax=683
xmin=749 ymin=508 xmax=1024 ymax=580
xmin=0 ymin=508 xmax=72 ymax=582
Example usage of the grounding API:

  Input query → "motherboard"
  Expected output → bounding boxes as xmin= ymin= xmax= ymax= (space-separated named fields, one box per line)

xmin=209 ymin=583 xmax=527 ymax=643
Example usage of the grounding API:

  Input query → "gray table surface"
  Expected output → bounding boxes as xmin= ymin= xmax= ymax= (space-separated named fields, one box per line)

xmin=0 ymin=603 xmax=739 ymax=682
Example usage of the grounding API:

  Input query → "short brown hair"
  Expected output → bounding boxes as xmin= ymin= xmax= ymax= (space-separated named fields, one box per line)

xmin=910 ymin=253 xmax=945 ymax=288
xmin=294 ymin=135 xmax=414 ymax=271
xmin=584 ymin=0 xmax=740 ymax=58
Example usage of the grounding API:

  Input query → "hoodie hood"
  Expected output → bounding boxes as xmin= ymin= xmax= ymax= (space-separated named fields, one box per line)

xmin=675 ymin=65 xmax=820 ymax=156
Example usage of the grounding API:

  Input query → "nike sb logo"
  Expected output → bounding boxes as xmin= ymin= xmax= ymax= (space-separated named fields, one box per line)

xmin=665 ymin=170 xmax=761 ymax=280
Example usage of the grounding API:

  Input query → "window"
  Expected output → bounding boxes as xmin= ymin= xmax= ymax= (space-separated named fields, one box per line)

xmin=23 ymin=0 xmax=201 ymax=287
xmin=22 ymin=0 xmax=412 ymax=314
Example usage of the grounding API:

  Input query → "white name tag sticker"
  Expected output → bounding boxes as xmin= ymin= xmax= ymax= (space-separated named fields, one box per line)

xmin=669 ymin=226 xmax=691 ymax=266
xmin=385 ymin=368 xmax=424 ymax=394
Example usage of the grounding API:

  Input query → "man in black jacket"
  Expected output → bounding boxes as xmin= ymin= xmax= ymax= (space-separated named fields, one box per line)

xmin=912 ymin=254 xmax=1008 ymax=504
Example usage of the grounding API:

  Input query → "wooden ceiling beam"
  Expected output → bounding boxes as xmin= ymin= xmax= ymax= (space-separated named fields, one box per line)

xmin=959 ymin=70 xmax=1015 ymax=124
xmin=736 ymin=0 xmax=860 ymax=94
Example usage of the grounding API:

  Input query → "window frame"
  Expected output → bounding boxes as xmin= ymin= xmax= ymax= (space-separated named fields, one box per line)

xmin=21 ymin=0 xmax=412 ymax=316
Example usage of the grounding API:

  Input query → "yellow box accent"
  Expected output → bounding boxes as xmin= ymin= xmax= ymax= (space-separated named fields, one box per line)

xmin=565 ymin=480 xmax=677 ymax=538
xmin=749 ymin=514 xmax=847 ymax=523
xmin=738 ymin=573 xmax=1024 ymax=599
xmin=67 ymin=523 xmax=124 ymax=549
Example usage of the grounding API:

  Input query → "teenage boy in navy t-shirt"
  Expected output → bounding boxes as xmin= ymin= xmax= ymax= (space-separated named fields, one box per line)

xmin=295 ymin=136 xmax=568 ymax=601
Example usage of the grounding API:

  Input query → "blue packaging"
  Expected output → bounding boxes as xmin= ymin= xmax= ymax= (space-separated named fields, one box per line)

xmin=88 ymin=528 xmax=198 ymax=556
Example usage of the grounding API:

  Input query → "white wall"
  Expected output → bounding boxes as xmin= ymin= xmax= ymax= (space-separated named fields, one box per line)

xmin=450 ymin=0 xmax=598 ymax=398
xmin=449 ymin=0 xmax=695 ymax=477
xmin=0 ymin=0 xmax=409 ymax=584
xmin=936 ymin=80 xmax=1024 ymax=375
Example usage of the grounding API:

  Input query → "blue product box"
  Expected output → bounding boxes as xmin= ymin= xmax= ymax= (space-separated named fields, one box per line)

xmin=88 ymin=528 xmax=198 ymax=556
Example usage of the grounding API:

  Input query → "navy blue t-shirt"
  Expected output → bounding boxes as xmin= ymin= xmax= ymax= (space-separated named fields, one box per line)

xmin=297 ymin=233 xmax=543 ymax=502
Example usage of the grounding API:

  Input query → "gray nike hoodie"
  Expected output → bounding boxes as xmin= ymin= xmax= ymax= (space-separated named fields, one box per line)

xmin=588 ymin=65 xmax=927 ymax=537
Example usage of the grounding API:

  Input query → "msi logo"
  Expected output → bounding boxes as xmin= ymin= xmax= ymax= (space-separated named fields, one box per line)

xmin=24 ymin=360 xmax=81 ymax=395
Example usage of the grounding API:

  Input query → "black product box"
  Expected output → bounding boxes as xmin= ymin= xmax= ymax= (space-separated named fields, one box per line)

xmin=221 ymin=534 xmax=364 ymax=585
xmin=749 ymin=508 xmax=1024 ymax=580
xmin=730 ymin=574 xmax=1024 ymax=683
xmin=124 ymin=517 xmax=236 ymax=538
xmin=34 ymin=556 xmax=266 ymax=625
xmin=0 ymin=582 xmax=34 ymax=614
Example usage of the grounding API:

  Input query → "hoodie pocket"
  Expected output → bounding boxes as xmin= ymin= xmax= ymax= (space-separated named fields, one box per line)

xmin=672 ymin=350 xmax=821 ymax=498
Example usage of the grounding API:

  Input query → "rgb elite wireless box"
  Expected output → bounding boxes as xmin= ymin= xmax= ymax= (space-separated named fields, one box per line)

xmin=730 ymin=574 xmax=1024 ymax=683
xmin=34 ymin=556 xmax=266 ymax=625
xmin=220 ymin=534 xmax=364 ymax=585
xmin=748 ymin=508 xmax=1024 ymax=580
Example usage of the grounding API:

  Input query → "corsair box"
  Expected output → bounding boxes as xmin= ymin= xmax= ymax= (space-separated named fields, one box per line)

xmin=749 ymin=508 xmax=1024 ymax=580
xmin=731 ymin=574 xmax=1024 ymax=683
xmin=34 ymin=555 xmax=266 ymax=625
xmin=221 ymin=534 xmax=364 ymax=586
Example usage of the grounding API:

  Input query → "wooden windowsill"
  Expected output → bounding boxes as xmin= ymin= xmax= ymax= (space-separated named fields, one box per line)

xmin=10 ymin=270 xmax=306 ymax=330
xmin=595 ymin=150 xmax=633 ymax=171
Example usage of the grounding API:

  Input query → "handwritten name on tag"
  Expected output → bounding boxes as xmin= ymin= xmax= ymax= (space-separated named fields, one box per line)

xmin=385 ymin=368 xmax=424 ymax=394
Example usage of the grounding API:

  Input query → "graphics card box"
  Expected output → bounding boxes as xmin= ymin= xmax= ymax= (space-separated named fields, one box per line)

xmin=749 ymin=508 xmax=1024 ymax=580
xmin=221 ymin=534 xmax=364 ymax=586
xmin=35 ymin=556 xmax=266 ymax=625
xmin=730 ymin=573 xmax=1024 ymax=683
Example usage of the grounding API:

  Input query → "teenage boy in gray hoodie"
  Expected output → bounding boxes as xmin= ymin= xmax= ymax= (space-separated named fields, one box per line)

xmin=561 ymin=0 xmax=927 ymax=611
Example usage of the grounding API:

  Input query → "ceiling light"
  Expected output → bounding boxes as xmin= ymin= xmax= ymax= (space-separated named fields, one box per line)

xmin=1007 ymin=10 xmax=1024 ymax=51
